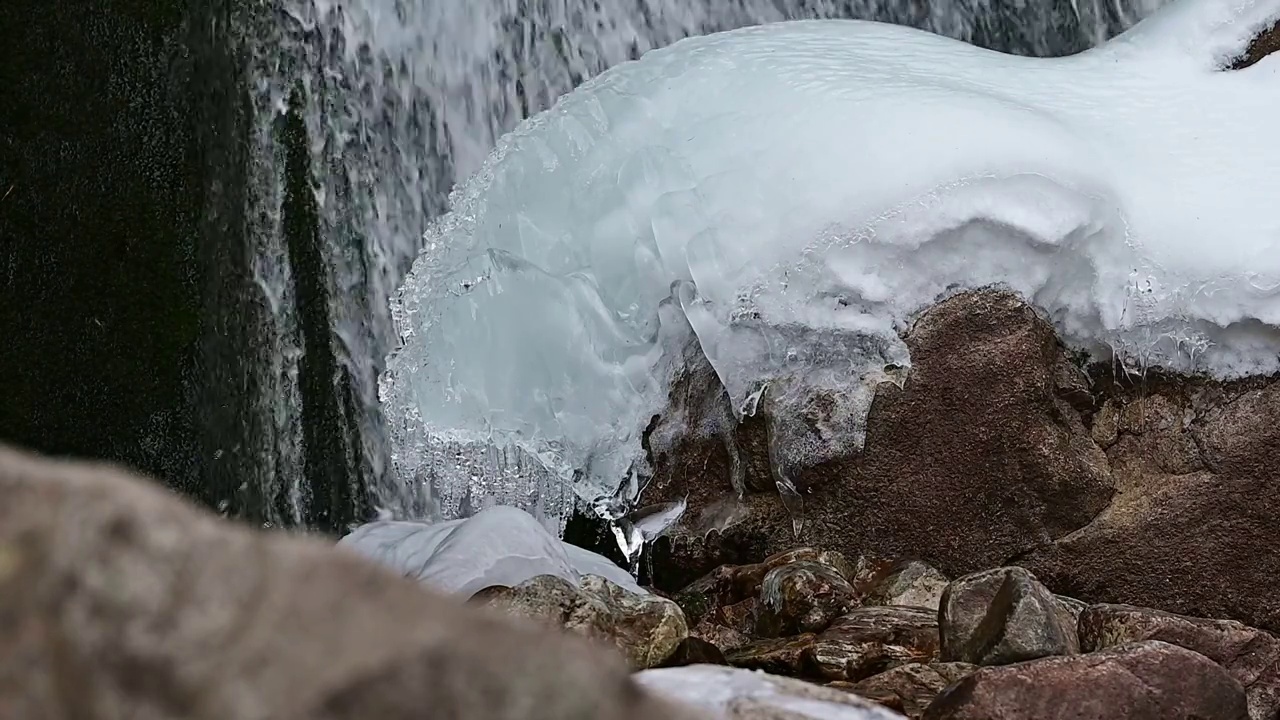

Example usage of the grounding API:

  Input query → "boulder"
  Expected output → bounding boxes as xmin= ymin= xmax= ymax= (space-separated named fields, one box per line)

xmin=807 ymin=607 xmax=940 ymax=682
xmin=1018 ymin=378 xmax=1280 ymax=634
xmin=676 ymin=548 xmax=856 ymax=620
xmin=659 ymin=637 xmax=730 ymax=668
xmin=756 ymin=561 xmax=859 ymax=637
xmin=850 ymin=663 xmax=975 ymax=719
xmin=637 ymin=665 xmax=909 ymax=719
xmin=725 ymin=634 xmax=819 ymax=676
xmin=862 ymin=561 xmax=949 ymax=612
xmin=1079 ymin=603 xmax=1280 ymax=720
xmin=921 ymin=640 xmax=1249 ymax=720
xmin=644 ymin=290 xmax=1115 ymax=590
xmin=0 ymin=444 xmax=701 ymax=720
xmin=939 ymin=567 xmax=1077 ymax=665
xmin=478 ymin=573 xmax=689 ymax=669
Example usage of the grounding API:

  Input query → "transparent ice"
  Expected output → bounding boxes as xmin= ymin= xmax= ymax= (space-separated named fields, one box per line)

xmin=382 ymin=0 xmax=1280 ymax=534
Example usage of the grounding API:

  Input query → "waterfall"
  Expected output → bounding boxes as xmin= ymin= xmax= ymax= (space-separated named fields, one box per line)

xmin=232 ymin=0 xmax=1165 ymax=529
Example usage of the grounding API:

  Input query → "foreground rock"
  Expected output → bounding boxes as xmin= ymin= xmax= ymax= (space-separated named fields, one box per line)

xmin=849 ymin=663 xmax=975 ymax=719
xmin=475 ymin=574 xmax=689 ymax=669
xmin=939 ymin=567 xmax=1077 ymax=665
xmin=809 ymin=607 xmax=941 ymax=681
xmin=0 ymin=445 xmax=702 ymax=720
xmin=756 ymin=561 xmax=858 ymax=637
xmin=637 ymin=665 xmax=908 ymax=719
xmin=922 ymin=641 xmax=1249 ymax=720
xmin=644 ymin=291 xmax=1115 ymax=590
xmin=1079 ymin=603 xmax=1280 ymax=720
xmin=862 ymin=561 xmax=949 ymax=612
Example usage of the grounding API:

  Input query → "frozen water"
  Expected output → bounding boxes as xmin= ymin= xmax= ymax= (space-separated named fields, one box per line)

xmin=383 ymin=0 xmax=1280 ymax=532
xmin=338 ymin=505 xmax=644 ymax=597
xmin=636 ymin=665 xmax=906 ymax=719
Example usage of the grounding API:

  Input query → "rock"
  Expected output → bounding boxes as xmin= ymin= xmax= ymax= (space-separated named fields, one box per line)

xmin=659 ymin=637 xmax=730 ymax=667
xmin=807 ymin=607 xmax=940 ymax=682
xmin=863 ymin=561 xmax=949 ymax=612
xmin=478 ymin=573 xmax=689 ymax=669
xmin=1229 ymin=19 xmax=1279 ymax=69
xmin=850 ymin=663 xmax=976 ymax=719
xmin=637 ymin=664 xmax=910 ymax=719
xmin=678 ymin=549 xmax=857 ymax=617
xmin=939 ymin=567 xmax=1077 ymax=665
xmin=0 ymin=444 xmax=702 ymax=720
xmin=725 ymin=634 xmax=819 ymax=676
xmin=693 ymin=617 xmax=752 ymax=653
xmin=644 ymin=290 xmax=1114 ymax=591
xmin=1018 ymin=377 xmax=1280 ymax=634
xmin=756 ymin=561 xmax=859 ymax=637
xmin=921 ymin=640 xmax=1249 ymax=720
xmin=1079 ymin=603 xmax=1280 ymax=720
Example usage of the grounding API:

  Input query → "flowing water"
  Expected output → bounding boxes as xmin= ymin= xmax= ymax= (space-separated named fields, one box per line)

xmin=235 ymin=0 xmax=1165 ymax=527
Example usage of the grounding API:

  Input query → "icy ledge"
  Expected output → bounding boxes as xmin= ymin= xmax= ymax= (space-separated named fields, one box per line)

xmin=381 ymin=0 xmax=1280 ymax=533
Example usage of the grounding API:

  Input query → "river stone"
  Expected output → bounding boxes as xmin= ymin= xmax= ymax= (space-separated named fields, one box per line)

xmin=479 ymin=573 xmax=688 ymax=669
xmin=756 ymin=561 xmax=859 ymax=637
xmin=1079 ymin=603 xmax=1280 ymax=720
xmin=863 ymin=561 xmax=949 ymax=612
xmin=806 ymin=607 xmax=940 ymax=682
xmin=659 ymin=637 xmax=730 ymax=668
xmin=0 ymin=444 xmax=703 ymax=720
xmin=921 ymin=640 xmax=1249 ymax=720
xmin=725 ymin=634 xmax=819 ymax=676
xmin=638 ymin=665 xmax=909 ymax=719
xmin=850 ymin=663 xmax=976 ymax=719
xmin=939 ymin=567 xmax=1077 ymax=665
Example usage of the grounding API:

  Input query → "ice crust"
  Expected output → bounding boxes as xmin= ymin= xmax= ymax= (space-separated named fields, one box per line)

xmin=337 ymin=506 xmax=645 ymax=597
xmin=382 ymin=0 xmax=1280 ymax=532
xmin=636 ymin=665 xmax=906 ymax=719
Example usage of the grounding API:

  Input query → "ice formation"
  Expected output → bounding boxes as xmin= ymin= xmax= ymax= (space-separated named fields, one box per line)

xmin=382 ymin=0 xmax=1280 ymax=534
xmin=337 ymin=505 xmax=645 ymax=597
xmin=636 ymin=665 xmax=906 ymax=719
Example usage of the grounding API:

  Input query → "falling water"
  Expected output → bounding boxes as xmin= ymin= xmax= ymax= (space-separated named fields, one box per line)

xmin=236 ymin=0 xmax=1165 ymax=527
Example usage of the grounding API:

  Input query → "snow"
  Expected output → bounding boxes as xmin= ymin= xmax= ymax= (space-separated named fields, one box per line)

xmin=381 ymin=0 xmax=1280 ymax=533
xmin=337 ymin=506 xmax=644 ymax=597
xmin=636 ymin=665 xmax=907 ymax=719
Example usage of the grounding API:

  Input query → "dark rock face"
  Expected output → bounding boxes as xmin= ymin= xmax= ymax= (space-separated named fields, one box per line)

xmin=1079 ymin=604 xmax=1280 ymax=720
xmin=657 ymin=637 xmax=729 ymax=668
xmin=645 ymin=290 xmax=1114 ymax=591
xmin=1018 ymin=379 xmax=1280 ymax=634
xmin=922 ymin=641 xmax=1250 ymax=720
xmin=755 ymin=561 xmax=858 ymax=637
xmin=939 ymin=567 xmax=1077 ymax=665
xmin=0 ymin=444 xmax=698 ymax=720
xmin=725 ymin=634 xmax=819 ymax=676
xmin=807 ymin=607 xmax=940 ymax=682
xmin=1228 ymin=20 xmax=1280 ymax=69
xmin=850 ymin=663 xmax=976 ymax=719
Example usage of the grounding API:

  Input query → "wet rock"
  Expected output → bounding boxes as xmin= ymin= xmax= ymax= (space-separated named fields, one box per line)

xmin=644 ymin=290 xmax=1114 ymax=591
xmin=725 ymin=634 xmax=818 ymax=676
xmin=638 ymin=664 xmax=910 ymax=719
xmin=851 ymin=663 xmax=976 ymax=719
xmin=1079 ymin=603 xmax=1280 ymax=720
xmin=921 ymin=640 xmax=1249 ymax=720
xmin=1018 ymin=378 xmax=1280 ymax=634
xmin=863 ymin=561 xmax=949 ymax=612
xmin=939 ymin=567 xmax=1077 ymax=665
xmin=693 ymin=617 xmax=752 ymax=653
xmin=0 ymin=445 xmax=701 ymax=720
xmin=478 ymin=573 xmax=689 ymax=669
xmin=659 ymin=637 xmax=730 ymax=668
xmin=756 ymin=561 xmax=859 ymax=637
xmin=678 ymin=549 xmax=857 ymax=615
xmin=807 ymin=607 xmax=940 ymax=682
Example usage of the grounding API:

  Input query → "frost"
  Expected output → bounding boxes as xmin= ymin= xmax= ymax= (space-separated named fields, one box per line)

xmin=382 ymin=0 xmax=1280 ymax=533
xmin=338 ymin=505 xmax=644 ymax=597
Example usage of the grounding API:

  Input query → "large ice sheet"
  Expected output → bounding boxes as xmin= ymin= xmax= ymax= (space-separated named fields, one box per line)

xmin=382 ymin=0 xmax=1280 ymax=532
xmin=338 ymin=506 xmax=644 ymax=597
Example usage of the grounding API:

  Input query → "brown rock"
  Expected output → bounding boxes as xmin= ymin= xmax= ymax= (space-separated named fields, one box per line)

xmin=921 ymin=640 xmax=1249 ymax=720
xmin=1228 ymin=19 xmax=1280 ymax=69
xmin=863 ymin=560 xmax=950 ymax=612
xmin=939 ymin=567 xmax=1077 ymax=665
xmin=756 ymin=561 xmax=858 ymax=637
xmin=806 ymin=606 xmax=940 ymax=682
xmin=0 ymin=444 xmax=701 ymax=720
xmin=724 ymin=634 xmax=818 ymax=676
xmin=657 ymin=637 xmax=729 ymax=668
xmin=1019 ymin=377 xmax=1280 ymax=634
xmin=1079 ymin=603 xmax=1280 ymax=720
xmin=851 ymin=663 xmax=976 ymax=719
xmin=479 ymin=573 xmax=689 ymax=669
xmin=645 ymin=290 xmax=1114 ymax=591
xmin=692 ymin=618 xmax=751 ymax=653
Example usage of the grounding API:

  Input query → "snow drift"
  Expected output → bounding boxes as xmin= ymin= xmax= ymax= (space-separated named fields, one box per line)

xmin=380 ymin=0 xmax=1280 ymax=533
